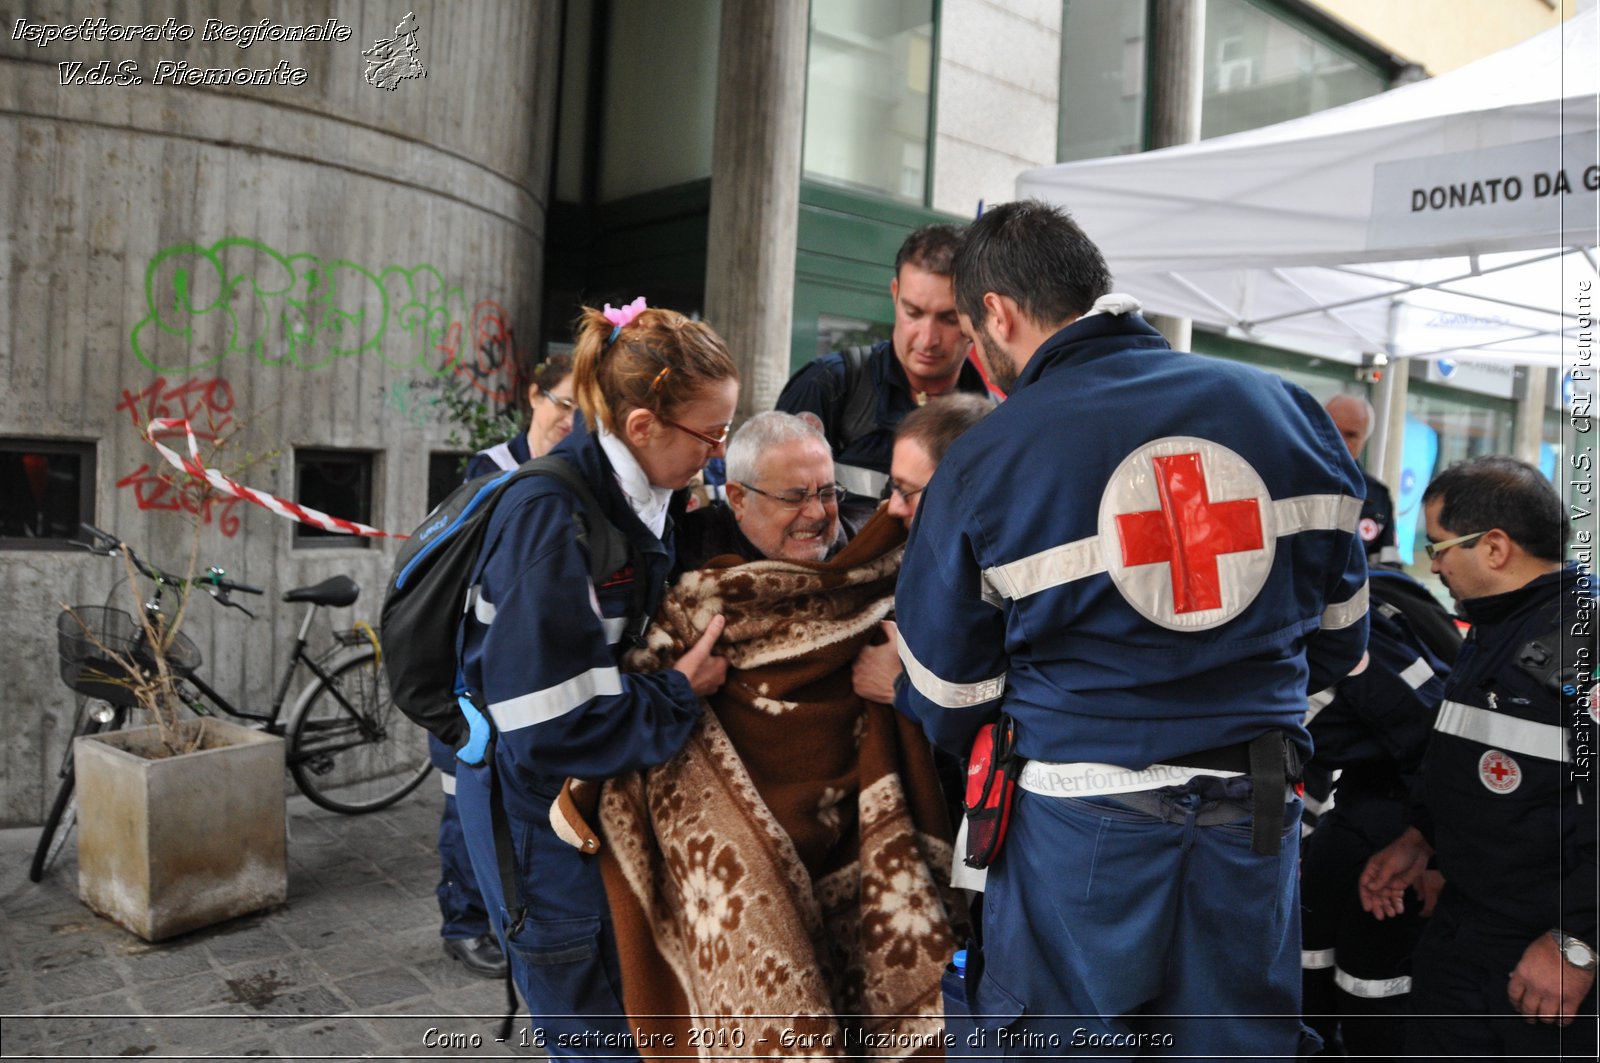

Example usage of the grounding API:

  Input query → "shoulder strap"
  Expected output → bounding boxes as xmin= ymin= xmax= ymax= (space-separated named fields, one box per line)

xmin=837 ymin=345 xmax=878 ymax=448
xmin=517 ymin=456 xmax=632 ymax=585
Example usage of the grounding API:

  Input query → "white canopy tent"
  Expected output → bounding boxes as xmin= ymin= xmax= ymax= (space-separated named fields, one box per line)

xmin=1018 ymin=9 xmax=1599 ymax=373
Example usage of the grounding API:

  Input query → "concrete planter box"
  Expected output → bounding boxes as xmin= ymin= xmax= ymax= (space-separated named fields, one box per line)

xmin=75 ymin=718 xmax=288 ymax=942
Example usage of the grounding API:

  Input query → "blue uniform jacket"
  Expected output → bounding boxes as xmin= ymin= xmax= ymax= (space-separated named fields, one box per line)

xmin=463 ymin=430 xmax=532 ymax=481
xmin=458 ymin=417 xmax=701 ymax=821
xmin=1417 ymin=565 xmax=1596 ymax=941
xmin=1305 ymin=570 xmax=1450 ymax=803
xmin=895 ymin=309 xmax=1369 ymax=768
xmin=775 ymin=339 xmax=992 ymax=478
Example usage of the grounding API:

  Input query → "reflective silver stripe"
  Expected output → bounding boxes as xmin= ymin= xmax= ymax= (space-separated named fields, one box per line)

xmin=439 ymin=772 xmax=457 ymax=796
xmin=1335 ymin=967 xmax=1411 ymax=999
xmin=1399 ymin=656 xmax=1434 ymax=690
xmin=1303 ymin=791 xmax=1335 ymax=817
xmin=1273 ymin=493 xmax=1363 ymax=535
xmin=1302 ymin=948 xmax=1335 ymax=970
xmin=983 ymin=535 xmax=1103 ymax=603
xmin=1434 ymin=699 xmax=1571 ymax=763
xmin=1305 ymin=686 xmax=1337 ymax=725
xmin=835 ymin=463 xmax=887 ymax=498
xmin=601 ymin=616 xmax=627 ymax=645
xmin=897 ymin=636 xmax=1005 ymax=709
xmin=1378 ymin=545 xmax=1401 ymax=564
xmin=1018 ymin=759 xmax=1243 ymax=798
xmin=489 ymin=666 xmax=623 ymax=732
xmin=482 ymin=441 xmax=519 ymax=472
xmin=473 ymin=591 xmax=497 ymax=625
xmin=976 ymin=492 xmax=1361 ymax=606
xmin=1321 ymin=582 xmax=1369 ymax=630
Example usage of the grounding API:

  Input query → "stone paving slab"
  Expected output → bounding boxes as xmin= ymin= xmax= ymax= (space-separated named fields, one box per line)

xmin=0 ymin=790 xmax=528 ymax=1059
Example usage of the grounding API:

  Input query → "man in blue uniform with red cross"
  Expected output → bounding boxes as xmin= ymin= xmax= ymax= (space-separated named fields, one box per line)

xmin=895 ymin=200 xmax=1369 ymax=1055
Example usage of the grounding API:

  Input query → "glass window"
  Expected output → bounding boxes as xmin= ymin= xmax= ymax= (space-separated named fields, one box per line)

xmin=1058 ymin=0 xmax=1149 ymax=162
xmin=428 ymin=451 xmax=471 ymax=513
xmin=804 ymin=0 xmax=935 ymax=203
xmin=0 ymin=439 xmax=95 ymax=549
xmin=1201 ymin=0 xmax=1387 ymax=140
xmin=1058 ymin=0 xmax=1390 ymax=162
xmin=816 ymin=312 xmax=891 ymax=361
xmin=293 ymin=449 xmax=374 ymax=549
xmin=598 ymin=0 xmax=721 ymax=202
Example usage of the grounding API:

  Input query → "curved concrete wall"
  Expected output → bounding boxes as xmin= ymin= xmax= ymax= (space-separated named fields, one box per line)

xmin=0 ymin=0 xmax=559 ymax=824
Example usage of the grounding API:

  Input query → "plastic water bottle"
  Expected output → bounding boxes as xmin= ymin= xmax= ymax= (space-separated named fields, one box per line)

xmin=953 ymin=949 xmax=967 ymax=978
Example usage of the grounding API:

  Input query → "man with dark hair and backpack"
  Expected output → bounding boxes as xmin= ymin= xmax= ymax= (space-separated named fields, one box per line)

xmin=776 ymin=223 xmax=994 ymax=521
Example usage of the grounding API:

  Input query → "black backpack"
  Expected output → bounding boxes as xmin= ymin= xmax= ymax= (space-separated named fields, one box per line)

xmin=380 ymin=456 xmax=635 ymax=746
xmin=836 ymin=344 xmax=878 ymax=449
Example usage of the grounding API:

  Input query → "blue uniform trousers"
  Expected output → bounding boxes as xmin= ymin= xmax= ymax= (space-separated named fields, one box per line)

xmin=1406 ymin=893 xmax=1598 ymax=1060
xmin=430 ymin=735 xmax=491 ymax=940
xmin=952 ymin=782 xmax=1311 ymax=1058
xmin=454 ymin=758 xmax=638 ymax=1063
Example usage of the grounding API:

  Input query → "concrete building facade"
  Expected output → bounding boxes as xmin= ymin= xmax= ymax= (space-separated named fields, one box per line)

xmin=1 ymin=0 xmax=558 ymax=824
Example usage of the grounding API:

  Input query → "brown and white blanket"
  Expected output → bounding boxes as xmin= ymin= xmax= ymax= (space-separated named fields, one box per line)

xmin=555 ymin=510 xmax=965 ymax=1060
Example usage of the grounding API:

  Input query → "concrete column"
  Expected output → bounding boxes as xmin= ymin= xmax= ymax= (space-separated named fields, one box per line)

xmin=1144 ymin=0 xmax=1205 ymax=351
xmin=1514 ymin=367 xmax=1551 ymax=465
xmin=703 ymin=0 xmax=809 ymax=417
xmin=1375 ymin=363 xmax=1412 ymax=492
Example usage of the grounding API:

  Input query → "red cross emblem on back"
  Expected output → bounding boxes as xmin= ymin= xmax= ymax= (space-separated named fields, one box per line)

xmin=1115 ymin=453 xmax=1265 ymax=614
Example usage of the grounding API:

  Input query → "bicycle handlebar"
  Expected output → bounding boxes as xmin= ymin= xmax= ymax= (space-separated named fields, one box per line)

xmin=75 ymin=523 xmax=264 ymax=604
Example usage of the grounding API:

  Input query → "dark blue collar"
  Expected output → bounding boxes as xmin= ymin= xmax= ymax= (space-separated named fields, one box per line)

xmin=1011 ymin=311 xmax=1170 ymax=394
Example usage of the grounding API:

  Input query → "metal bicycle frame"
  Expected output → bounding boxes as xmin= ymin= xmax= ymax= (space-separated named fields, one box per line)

xmin=176 ymin=600 xmax=378 ymax=762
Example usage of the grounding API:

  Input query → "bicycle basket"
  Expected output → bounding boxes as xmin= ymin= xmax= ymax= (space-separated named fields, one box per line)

xmin=57 ymin=606 xmax=203 ymax=707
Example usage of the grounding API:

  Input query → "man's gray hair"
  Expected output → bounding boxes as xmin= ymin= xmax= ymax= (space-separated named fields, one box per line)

xmin=725 ymin=411 xmax=828 ymax=484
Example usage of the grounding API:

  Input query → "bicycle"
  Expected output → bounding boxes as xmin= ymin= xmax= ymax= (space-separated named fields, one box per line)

xmin=31 ymin=524 xmax=432 ymax=882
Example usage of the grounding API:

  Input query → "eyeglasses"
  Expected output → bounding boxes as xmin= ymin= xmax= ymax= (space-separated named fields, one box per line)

xmin=542 ymin=393 xmax=577 ymax=415
xmin=888 ymin=479 xmax=927 ymax=504
xmin=660 ymin=417 xmax=732 ymax=449
xmin=1424 ymin=530 xmax=1487 ymax=561
xmin=738 ymin=482 xmax=848 ymax=508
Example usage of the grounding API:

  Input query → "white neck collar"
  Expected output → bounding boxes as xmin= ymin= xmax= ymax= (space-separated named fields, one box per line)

xmin=598 ymin=429 xmax=673 ymax=538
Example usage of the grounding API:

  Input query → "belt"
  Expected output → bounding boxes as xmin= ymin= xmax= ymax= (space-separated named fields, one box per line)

xmin=1018 ymin=760 xmax=1243 ymax=798
xmin=1017 ymin=734 xmax=1300 ymax=855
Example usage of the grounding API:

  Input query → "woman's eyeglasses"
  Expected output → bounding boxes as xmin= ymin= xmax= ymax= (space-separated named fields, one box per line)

xmin=660 ymin=417 xmax=732 ymax=449
xmin=543 ymin=393 xmax=577 ymax=415
xmin=738 ymin=482 xmax=848 ymax=508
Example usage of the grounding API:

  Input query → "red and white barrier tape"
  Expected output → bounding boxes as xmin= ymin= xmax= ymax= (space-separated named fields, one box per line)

xmin=146 ymin=418 xmax=405 ymax=539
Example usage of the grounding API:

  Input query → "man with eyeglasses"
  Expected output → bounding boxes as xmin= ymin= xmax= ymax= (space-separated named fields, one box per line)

xmin=853 ymin=394 xmax=995 ymax=708
xmin=675 ymin=411 xmax=855 ymax=570
xmin=1360 ymin=455 xmax=1596 ymax=1059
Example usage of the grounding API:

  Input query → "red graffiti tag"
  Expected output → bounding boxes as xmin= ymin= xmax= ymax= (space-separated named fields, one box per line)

xmin=115 ymin=464 xmax=243 ymax=538
xmin=117 ymin=376 xmax=236 ymax=443
xmin=436 ymin=300 xmax=521 ymax=405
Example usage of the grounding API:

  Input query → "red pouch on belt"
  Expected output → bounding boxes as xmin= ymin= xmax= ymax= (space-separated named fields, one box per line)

xmin=963 ymin=714 xmax=1021 ymax=869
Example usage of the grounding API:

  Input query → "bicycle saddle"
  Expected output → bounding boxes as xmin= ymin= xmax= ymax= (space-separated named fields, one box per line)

xmin=282 ymin=575 xmax=359 ymax=607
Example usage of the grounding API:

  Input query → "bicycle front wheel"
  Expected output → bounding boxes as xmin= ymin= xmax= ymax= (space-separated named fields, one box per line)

xmin=29 ymin=705 xmax=124 ymax=882
xmin=286 ymin=648 xmax=431 ymax=814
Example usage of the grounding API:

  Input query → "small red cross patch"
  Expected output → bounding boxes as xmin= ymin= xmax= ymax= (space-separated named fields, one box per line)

xmin=1478 ymin=749 xmax=1521 ymax=794
xmin=1115 ymin=452 xmax=1265 ymax=614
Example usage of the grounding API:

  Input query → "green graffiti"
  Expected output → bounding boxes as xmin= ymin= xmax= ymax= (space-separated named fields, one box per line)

xmin=130 ymin=237 xmax=473 ymax=378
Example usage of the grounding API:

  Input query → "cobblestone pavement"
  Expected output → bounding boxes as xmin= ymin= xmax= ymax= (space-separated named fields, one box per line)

xmin=0 ymin=787 xmax=536 ymax=1060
